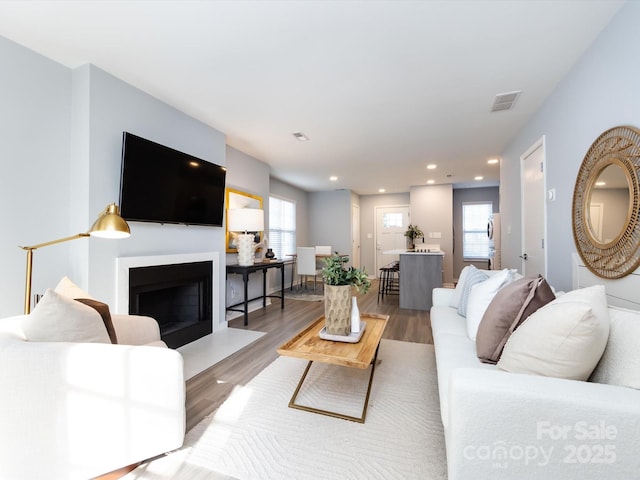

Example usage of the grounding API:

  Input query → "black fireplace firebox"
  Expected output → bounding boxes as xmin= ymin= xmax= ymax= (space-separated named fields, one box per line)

xmin=128 ymin=261 xmax=213 ymax=348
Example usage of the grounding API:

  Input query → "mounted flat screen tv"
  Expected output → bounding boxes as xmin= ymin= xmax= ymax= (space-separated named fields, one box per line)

xmin=119 ymin=132 xmax=226 ymax=227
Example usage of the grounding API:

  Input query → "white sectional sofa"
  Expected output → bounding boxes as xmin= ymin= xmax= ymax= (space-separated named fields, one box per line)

xmin=431 ymin=271 xmax=640 ymax=479
xmin=0 ymin=292 xmax=185 ymax=480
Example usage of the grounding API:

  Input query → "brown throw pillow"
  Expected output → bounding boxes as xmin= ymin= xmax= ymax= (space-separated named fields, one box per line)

xmin=75 ymin=298 xmax=118 ymax=344
xmin=476 ymin=276 xmax=555 ymax=364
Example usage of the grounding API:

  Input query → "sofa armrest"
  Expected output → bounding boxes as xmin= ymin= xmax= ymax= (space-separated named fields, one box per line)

xmin=447 ymin=368 xmax=640 ymax=480
xmin=111 ymin=314 xmax=163 ymax=346
xmin=433 ymin=287 xmax=454 ymax=307
xmin=0 ymin=335 xmax=185 ymax=480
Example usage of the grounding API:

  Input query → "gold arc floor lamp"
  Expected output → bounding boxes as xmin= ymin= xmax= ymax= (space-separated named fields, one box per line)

xmin=19 ymin=203 xmax=131 ymax=314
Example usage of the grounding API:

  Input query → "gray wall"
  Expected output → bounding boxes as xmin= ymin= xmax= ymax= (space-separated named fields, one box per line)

xmin=308 ymin=190 xmax=353 ymax=259
xmin=0 ymin=35 xmax=230 ymax=324
xmin=224 ymin=146 xmax=271 ymax=309
xmin=410 ymin=184 xmax=454 ymax=284
xmin=79 ymin=66 xmax=227 ymax=330
xmin=452 ymin=187 xmax=500 ymax=279
xmin=1 ymin=37 xmax=72 ymax=317
xmin=500 ymin=1 xmax=640 ymax=292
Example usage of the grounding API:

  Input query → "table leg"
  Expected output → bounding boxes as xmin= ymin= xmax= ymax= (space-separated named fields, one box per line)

xmin=262 ymin=269 xmax=267 ymax=308
xmin=243 ymin=271 xmax=249 ymax=326
xmin=280 ymin=264 xmax=285 ymax=309
xmin=287 ymin=345 xmax=381 ymax=423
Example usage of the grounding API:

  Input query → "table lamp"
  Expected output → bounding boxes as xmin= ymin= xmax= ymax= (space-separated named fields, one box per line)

xmin=19 ymin=203 xmax=131 ymax=314
xmin=228 ymin=208 xmax=264 ymax=266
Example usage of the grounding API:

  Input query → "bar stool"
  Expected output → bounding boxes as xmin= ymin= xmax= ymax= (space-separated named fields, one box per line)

xmin=377 ymin=261 xmax=400 ymax=302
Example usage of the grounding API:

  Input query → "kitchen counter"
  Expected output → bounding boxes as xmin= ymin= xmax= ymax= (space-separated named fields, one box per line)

xmin=383 ymin=249 xmax=444 ymax=255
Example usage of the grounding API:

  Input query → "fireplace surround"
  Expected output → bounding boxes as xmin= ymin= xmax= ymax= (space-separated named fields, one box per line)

xmin=116 ymin=252 xmax=221 ymax=348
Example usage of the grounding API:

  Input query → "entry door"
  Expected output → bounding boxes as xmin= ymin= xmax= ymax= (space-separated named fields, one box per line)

xmin=520 ymin=138 xmax=547 ymax=277
xmin=375 ymin=205 xmax=410 ymax=272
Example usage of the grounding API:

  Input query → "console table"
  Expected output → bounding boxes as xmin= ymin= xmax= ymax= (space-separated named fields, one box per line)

xmin=226 ymin=261 xmax=285 ymax=326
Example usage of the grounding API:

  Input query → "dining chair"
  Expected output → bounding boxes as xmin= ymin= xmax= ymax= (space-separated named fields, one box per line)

xmin=297 ymin=247 xmax=321 ymax=291
xmin=314 ymin=245 xmax=332 ymax=274
xmin=315 ymin=245 xmax=332 ymax=255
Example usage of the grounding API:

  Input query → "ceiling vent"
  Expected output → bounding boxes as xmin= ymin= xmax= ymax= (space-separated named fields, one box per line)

xmin=292 ymin=132 xmax=310 ymax=141
xmin=491 ymin=91 xmax=521 ymax=112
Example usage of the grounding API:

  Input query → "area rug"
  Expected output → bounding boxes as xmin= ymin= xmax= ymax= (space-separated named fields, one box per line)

xmin=124 ymin=340 xmax=447 ymax=480
xmin=278 ymin=287 xmax=324 ymax=302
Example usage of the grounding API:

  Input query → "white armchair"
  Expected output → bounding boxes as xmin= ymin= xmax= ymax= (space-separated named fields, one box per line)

xmin=0 ymin=312 xmax=185 ymax=480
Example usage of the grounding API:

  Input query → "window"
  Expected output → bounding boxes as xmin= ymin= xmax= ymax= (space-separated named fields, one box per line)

xmin=462 ymin=202 xmax=493 ymax=259
xmin=383 ymin=212 xmax=404 ymax=228
xmin=269 ymin=196 xmax=296 ymax=259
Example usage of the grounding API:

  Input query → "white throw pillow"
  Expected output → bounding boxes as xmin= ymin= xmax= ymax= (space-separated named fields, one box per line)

xmin=54 ymin=276 xmax=95 ymax=300
xmin=497 ymin=293 xmax=610 ymax=381
xmin=457 ymin=267 xmax=489 ymax=317
xmin=465 ymin=268 xmax=514 ymax=340
xmin=449 ymin=265 xmax=472 ymax=308
xmin=22 ymin=289 xmax=111 ymax=343
xmin=590 ymin=306 xmax=640 ymax=389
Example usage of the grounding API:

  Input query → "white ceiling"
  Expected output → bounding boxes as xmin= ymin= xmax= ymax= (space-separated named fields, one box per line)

xmin=0 ymin=0 xmax=625 ymax=195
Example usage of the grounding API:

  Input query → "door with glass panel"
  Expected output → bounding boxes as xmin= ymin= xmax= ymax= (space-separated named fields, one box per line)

xmin=375 ymin=205 xmax=410 ymax=272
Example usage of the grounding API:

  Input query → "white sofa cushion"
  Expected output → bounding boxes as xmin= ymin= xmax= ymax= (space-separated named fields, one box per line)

xmin=590 ymin=305 xmax=640 ymax=389
xmin=465 ymin=269 xmax=514 ymax=340
xmin=497 ymin=286 xmax=610 ymax=381
xmin=22 ymin=289 xmax=111 ymax=344
xmin=432 ymin=331 xmax=497 ymax=428
xmin=54 ymin=275 xmax=95 ymax=299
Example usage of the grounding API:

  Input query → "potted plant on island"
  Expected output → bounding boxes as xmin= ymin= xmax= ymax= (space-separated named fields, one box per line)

xmin=404 ymin=224 xmax=424 ymax=251
xmin=321 ymin=254 xmax=371 ymax=336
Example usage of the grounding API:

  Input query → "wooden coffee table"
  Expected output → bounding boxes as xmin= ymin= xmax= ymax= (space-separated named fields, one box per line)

xmin=277 ymin=313 xmax=389 ymax=423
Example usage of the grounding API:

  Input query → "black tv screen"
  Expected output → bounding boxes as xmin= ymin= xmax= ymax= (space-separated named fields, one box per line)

xmin=119 ymin=132 xmax=227 ymax=227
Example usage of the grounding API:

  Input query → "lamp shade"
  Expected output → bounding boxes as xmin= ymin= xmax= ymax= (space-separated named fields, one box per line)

xmin=89 ymin=203 xmax=131 ymax=239
xmin=227 ymin=208 xmax=264 ymax=233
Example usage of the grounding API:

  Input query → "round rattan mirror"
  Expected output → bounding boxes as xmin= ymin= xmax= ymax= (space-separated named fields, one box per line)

xmin=572 ymin=126 xmax=640 ymax=279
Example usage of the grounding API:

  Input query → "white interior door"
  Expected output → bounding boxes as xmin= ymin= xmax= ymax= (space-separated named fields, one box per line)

xmin=375 ymin=205 xmax=410 ymax=272
xmin=520 ymin=138 xmax=547 ymax=277
xmin=589 ymin=202 xmax=604 ymax=243
xmin=352 ymin=203 xmax=361 ymax=268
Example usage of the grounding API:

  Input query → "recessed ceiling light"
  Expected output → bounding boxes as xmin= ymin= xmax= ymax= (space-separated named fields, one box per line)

xmin=487 ymin=158 xmax=499 ymax=165
xmin=474 ymin=176 xmax=483 ymax=181
xmin=292 ymin=132 xmax=309 ymax=141
xmin=595 ymin=181 xmax=606 ymax=186
xmin=426 ymin=180 xmax=435 ymax=185
xmin=378 ymin=188 xmax=386 ymax=193
xmin=329 ymin=176 xmax=338 ymax=181
xmin=426 ymin=164 xmax=437 ymax=170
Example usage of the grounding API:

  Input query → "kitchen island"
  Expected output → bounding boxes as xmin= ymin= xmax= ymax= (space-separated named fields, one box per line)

xmin=398 ymin=251 xmax=444 ymax=311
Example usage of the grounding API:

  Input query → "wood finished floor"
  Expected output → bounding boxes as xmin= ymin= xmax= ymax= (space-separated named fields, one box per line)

xmin=185 ymin=279 xmax=433 ymax=431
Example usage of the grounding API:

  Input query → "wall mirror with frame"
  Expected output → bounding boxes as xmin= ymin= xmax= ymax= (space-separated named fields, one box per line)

xmin=225 ymin=188 xmax=263 ymax=253
xmin=572 ymin=126 xmax=640 ymax=279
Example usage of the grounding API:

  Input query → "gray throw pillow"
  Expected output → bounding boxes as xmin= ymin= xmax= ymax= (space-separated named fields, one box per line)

xmin=476 ymin=276 xmax=555 ymax=364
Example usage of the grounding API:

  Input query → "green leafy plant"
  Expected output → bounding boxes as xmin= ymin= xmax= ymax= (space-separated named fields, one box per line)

xmin=321 ymin=254 xmax=371 ymax=294
xmin=404 ymin=224 xmax=424 ymax=240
